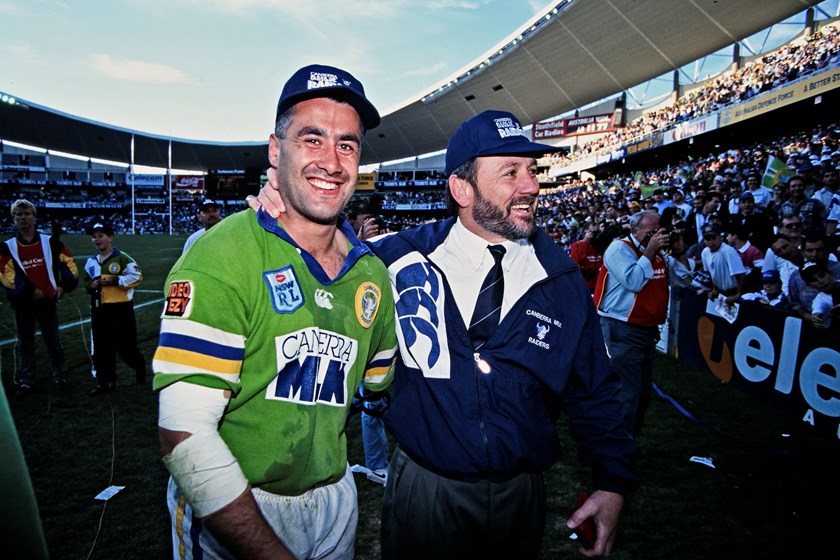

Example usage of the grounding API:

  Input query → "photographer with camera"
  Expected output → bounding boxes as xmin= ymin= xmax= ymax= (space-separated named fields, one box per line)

xmin=594 ymin=210 xmax=694 ymax=437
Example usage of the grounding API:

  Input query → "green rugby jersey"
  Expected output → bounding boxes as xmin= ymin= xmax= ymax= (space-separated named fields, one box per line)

xmin=154 ymin=210 xmax=397 ymax=496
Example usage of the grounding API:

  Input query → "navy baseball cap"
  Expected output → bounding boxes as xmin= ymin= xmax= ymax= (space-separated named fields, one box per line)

xmin=275 ymin=64 xmax=380 ymax=131
xmin=444 ymin=110 xmax=560 ymax=175
xmin=800 ymin=260 xmax=828 ymax=282
xmin=86 ymin=222 xmax=114 ymax=236
xmin=199 ymin=198 xmax=220 ymax=211
xmin=761 ymin=269 xmax=781 ymax=283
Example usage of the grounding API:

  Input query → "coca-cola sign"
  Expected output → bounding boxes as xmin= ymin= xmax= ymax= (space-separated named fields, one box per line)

xmin=173 ymin=175 xmax=205 ymax=190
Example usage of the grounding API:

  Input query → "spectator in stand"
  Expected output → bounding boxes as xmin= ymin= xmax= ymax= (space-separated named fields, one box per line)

xmin=182 ymin=199 xmax=222 ymax=254
xmin=811 ymin=165 xmax=838 ymax=210
xmin=826 ymin=188 xmax=840 ymax=246
xmin=767 ymin=182 xmax=788 ymax=221
xmin=706 ymin=189 xmax=731 ymax=225
xmin=764 ymin=233 xmax=805 ymax=295
xmin=700 ymin=223 xmax=746 ymax=305
xmin=684 ymin=192 xmax=708 ymax=247
xmin=780 ymin=175 xmax=826 ymax=239
xmin=570 ymin=220 xmax=603 ymax=293
xmin=726 ymin=223 xmax=765 ymax=293
xmin=595 ymin=210 xmax=694 ymax=436
xmin=722 ymin=180 xmax=740 ymax=215
xmin=343 ymin=195 xmax=381 ymax=240
xmin=764 ymin=214 xmax=806 ymax=274
xmin=728 ymin=191 xmax=776 ymax=252
xmin=796 ymin=161 xmax=820 ymax=196
xmin=740 ymin=269 xmax=788 ymax=309
xmin=670 ymin=187 xmax=692 ymax=220
xmin=742 ymin=172 xmax=773 ymax=209
xmin=788 ymin=235 xmax=840 ymax=328
xmin=799 ymin=260 xmax=840 ymax=329
xmin=651 ymin=188 xmax=672 ymax=214
xmin=0 ymin=199 xmax=78 ymax=396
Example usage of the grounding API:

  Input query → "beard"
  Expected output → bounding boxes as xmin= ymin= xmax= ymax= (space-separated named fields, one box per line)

xmin=471 ymin=186 xmax=536 ymax=240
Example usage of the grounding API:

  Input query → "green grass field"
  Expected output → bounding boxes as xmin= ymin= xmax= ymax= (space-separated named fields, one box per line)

xmin=3 ymin=234 xmax=837 ymax=559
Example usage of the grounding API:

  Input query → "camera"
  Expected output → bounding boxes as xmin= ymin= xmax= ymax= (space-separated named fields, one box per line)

xmin=666 ymin=220 xmax=686 ymax=246
xmin=373 ymin=215 xmax=390 ymax=231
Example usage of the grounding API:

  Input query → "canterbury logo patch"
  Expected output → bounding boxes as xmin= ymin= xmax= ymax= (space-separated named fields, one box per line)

xmin=164 ymin=281 xmax=194 ymax=318
xmin=314 ymin=289 xmax=334 ymax=309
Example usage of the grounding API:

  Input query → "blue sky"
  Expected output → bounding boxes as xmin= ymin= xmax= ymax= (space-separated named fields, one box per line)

xmin=0 ymin=0 xmax=549 ymax=143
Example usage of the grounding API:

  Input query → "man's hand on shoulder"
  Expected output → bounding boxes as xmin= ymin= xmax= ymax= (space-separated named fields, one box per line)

xmin=246 ymin=167 xmax=286 ymax=218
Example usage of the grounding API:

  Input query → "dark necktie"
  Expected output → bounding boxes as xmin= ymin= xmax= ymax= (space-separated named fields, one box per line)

xmin=469 ymin=245 xmax=506 ymax=350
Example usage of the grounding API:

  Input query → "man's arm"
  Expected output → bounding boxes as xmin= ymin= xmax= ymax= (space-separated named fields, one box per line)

xmin=158 ymin=383 xmax=295 ymax=560
xmin=726 ymin=272 xmax=745 ymax=304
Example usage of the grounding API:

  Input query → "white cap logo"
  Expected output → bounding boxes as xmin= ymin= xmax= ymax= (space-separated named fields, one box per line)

xmin=307 ymin=71 xmax=351 ymax=91
xmin=494 ymin=117 xmax=526 ymax=139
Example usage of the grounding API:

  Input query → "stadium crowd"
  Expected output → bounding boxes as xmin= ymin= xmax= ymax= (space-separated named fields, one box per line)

xmin=0 ymin=190 xmax=236 ymax=235
xmin=544 ymin=23 xmax=840 ymax=169
xmin=1 ymin=24 xmax=839 ymax=335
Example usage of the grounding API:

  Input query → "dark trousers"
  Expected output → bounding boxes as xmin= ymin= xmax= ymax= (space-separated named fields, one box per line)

xmin=381 ymin=447 xmax=546 ymax=560
xmin=600 ymin=316 xmax=659 ymax=436
xmin=91 ymin=302 xmax=145 ymax=385
xmin=14 ymin=297 xmax=66 ymax=386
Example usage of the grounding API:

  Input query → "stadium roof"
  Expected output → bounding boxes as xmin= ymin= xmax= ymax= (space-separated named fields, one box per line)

xmin=0 ymin=0 xmax=822 ymax=172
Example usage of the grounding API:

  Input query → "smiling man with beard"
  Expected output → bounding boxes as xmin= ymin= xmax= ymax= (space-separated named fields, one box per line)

xmin=255 ymin=109 xmax=639 ymax=559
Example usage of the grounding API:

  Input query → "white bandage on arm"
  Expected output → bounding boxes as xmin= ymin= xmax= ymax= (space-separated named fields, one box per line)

xmin=159 ymin=382 xmax=249 ymax=518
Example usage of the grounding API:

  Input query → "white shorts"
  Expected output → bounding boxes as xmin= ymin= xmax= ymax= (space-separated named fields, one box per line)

xmin=166 ymin=465 xmax=358 ymax=560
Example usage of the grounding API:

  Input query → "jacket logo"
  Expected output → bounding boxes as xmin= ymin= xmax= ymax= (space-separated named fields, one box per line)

xmin=108 ymin=263 xmax=121 ymax=274
xmin=528 ymin=321 xmax=551 ymax=350
xmin=264 ymin=265 xmax=303 ymax=314
xmin=164 ymin=281 xmax=193 ymax=318
xmin=392 ymin=258 xmax=451 ymax=378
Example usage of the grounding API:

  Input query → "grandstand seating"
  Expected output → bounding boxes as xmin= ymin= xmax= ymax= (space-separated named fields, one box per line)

xmin=1 ymin=14 xmax=838 ymax=237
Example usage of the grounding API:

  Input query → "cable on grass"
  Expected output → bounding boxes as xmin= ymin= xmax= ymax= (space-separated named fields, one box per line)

xmin=85 ymin=396 xmax=117 ymax=560
xmin=652 ymin=382 xmax=788 ymax=456
xmin=70 ymin=298 xmax=96 ymax=377
xmin=1 ymin=322 xmax=20 ymax=387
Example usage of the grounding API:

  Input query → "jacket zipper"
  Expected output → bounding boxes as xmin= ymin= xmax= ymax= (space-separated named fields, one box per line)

xmin=473 ymin=352 xmax=492 ymax=473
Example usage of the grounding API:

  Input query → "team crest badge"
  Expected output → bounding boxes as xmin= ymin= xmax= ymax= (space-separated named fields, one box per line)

xmin=108 ymin=263 xmax=121 ymax=274
xmin=355 ymin=282 xmax=381 ymax=328
xmin=264 ymin=265 xmax=304 ymax=314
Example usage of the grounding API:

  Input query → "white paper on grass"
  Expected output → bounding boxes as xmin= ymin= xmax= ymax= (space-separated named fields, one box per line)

xmin=94 ymin=485 xmax=126 ymax=501
xmin=689 ymin=456 xmax=716 ymax=469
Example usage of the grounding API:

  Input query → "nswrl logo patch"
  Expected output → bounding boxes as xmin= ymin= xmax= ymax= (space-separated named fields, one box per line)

xmin=264 ymin=265 xmax=304 ymax=314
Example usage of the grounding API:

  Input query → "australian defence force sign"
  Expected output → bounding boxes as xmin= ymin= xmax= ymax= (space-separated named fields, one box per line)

xmin=678 ymin=290 xmax=840 ymax=441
